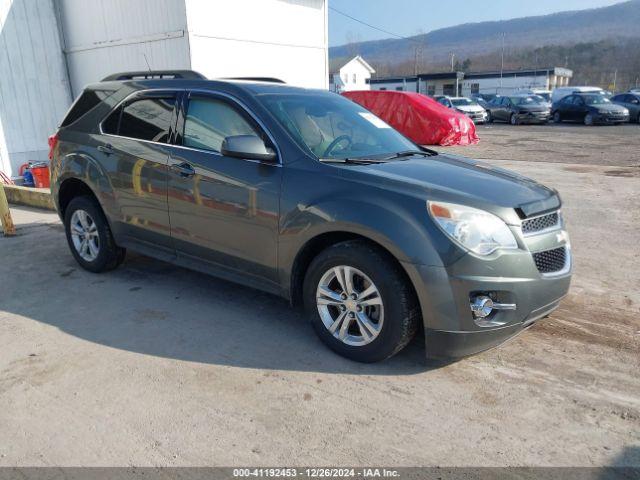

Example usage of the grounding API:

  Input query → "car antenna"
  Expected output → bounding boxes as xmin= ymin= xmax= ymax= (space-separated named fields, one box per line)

xmin=142 ymin=53 xmax=152 ymax=73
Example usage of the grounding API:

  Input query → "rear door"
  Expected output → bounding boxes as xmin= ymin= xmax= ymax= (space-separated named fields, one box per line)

xmin=572 ymin=96 xmax=587 ymax=121
xmin=496 ymin=97 xmax=509 ymax=121
xmin=559 ymin=95 xmax=576 ymax=121
xmin=99 ymin=91 xmax=178 ymax=253
xmin=166 ymin=91 xmax=282 ymax=286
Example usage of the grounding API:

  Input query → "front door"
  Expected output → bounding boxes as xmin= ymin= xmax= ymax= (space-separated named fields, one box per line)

xmin=167 ymin=92 xmax=281 ymax=286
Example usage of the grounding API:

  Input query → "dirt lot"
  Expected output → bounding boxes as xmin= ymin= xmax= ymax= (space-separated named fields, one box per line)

xmin=1 ymin=123 xmax=639 ymax=467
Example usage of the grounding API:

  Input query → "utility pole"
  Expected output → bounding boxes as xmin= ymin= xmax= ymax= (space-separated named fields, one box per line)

xmin=613 ymin=69 xmax=617 ymax=93
xmin=500 ymin=32 xmax=505 ymax=91
xmin=450 ymin=52 xmax=455 ymax=72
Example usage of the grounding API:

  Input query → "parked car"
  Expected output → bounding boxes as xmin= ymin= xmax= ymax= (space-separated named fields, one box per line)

xmin=516 ymin=88 xmax=552 ymax=105
xmin=435 ymin=96 xmax=488 ymax=123
xmin=610 ymin=92 xmax=640 ymax=123
xmin=552 ymin=93 xmax=630 ymax=125
xmin=551 ymin=86 xmax=604 ymax=104
xmin=50 ymin=70 xmax=571 ymax=363
xmin=470 ymin=93 xmax=497 ymax=109
xmin=344 ymin=90 xmax=479 ymax=146
xmin=485 ymin=95 xmax=551 ymax=124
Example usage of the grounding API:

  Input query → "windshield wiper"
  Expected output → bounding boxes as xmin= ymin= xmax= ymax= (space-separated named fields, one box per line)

xmin=382 ymin=149 xmax=438 ymax=160
xmin=319 ymin=158 xmax=390 ymax=165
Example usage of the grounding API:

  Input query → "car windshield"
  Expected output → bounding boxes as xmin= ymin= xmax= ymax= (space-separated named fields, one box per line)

xmin=510 ymin=96 xmax=544 ymax=105
xmin=258 ymin=93 xmax=416 ymax=160
xmin=535 ymin=93 xmax=551 ymax=102
xmin=451 ymin=98 xmax=475 ymax=106
xmin=582 ymin=95 xmax=611 ymax=105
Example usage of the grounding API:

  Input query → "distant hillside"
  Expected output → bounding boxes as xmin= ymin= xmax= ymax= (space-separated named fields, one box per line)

xmin=330 ymin=0 xmax=640 ymax=71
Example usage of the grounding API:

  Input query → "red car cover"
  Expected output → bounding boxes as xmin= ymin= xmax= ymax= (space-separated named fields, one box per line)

xmin=343 ymin=90 xmax=479 ymax=147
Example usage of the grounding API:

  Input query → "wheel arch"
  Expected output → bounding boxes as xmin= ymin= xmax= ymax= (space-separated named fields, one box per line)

xmin=57 ymin=178 xmax=100 ymax=218
xmin=289 ymin=231 xmax=421 ymax=318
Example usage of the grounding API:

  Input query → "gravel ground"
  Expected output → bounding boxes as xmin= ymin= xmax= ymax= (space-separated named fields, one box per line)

xmin=0 ymin=124 xmax=639 ymax=468
xmin=438 ymin=123 xmax=640 ymax=167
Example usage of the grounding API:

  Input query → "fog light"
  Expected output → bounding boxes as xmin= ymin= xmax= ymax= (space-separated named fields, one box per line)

xmin=471 ymin=296 xmax=494 ymax=318
xmin=470 ymin=295 xmax=517 ymax=319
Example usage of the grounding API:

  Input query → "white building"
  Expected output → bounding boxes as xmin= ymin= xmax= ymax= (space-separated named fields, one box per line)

xmin=329 ymin=55 xmax=375 ymax=92
xmin=461 ymin=67 xmax=573 ymax=96
xmin=0 ymin=0 xmax=329 ymax=179
xmin=369 ymin=67 xmax=573 ymax=97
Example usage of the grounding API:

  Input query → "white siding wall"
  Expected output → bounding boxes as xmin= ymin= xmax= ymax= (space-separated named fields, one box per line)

xmin=370 ymin=80 xmax=417 ymax=92
xmin=0 ymin=0 xmax=72 ymax=177
xmin=338 ymin=59 xmax=371 ymax=92
xmin=57 ymin=0 xmax=191 ymax=96
xmin=461 ymin=74 xmax=549 ymax=96
xmin=185 ymin=0 xmax=328 ymax=89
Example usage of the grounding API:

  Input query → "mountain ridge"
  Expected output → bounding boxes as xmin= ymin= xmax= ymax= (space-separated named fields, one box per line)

xmin=330 ymin=0 xmax=640 ymax=68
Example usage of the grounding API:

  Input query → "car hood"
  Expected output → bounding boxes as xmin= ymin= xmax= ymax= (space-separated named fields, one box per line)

xmin=347 ymin=154 xmax=559 ymax=219
xmin=455 ymin=105 xmax=485 ymax=113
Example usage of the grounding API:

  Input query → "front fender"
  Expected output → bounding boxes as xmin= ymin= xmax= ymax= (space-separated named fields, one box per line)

xmin=278 ymin=190 xmax=465 ymax=292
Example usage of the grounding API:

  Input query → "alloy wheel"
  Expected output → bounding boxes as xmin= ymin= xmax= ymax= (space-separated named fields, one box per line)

xmin=315 ymin=266 xmax=384 ymax=347
xmin=70 ymin=209 xmax=100 ymax=262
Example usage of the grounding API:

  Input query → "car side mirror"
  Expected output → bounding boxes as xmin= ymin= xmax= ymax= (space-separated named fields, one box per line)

xmin=221 ymin=135 xmax=277 ymax=162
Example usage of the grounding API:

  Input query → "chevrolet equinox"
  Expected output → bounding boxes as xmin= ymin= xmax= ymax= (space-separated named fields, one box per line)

xmin=50 ymin=71 xmax=572 ymax=362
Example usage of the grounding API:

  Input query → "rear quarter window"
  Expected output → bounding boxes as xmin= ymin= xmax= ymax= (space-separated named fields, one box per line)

xmin=61 ymin=89 xmax=115 ymax=127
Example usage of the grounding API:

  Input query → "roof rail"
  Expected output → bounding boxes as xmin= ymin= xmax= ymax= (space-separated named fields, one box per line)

xmin=223 ymin=77 xmax=286 ymax=84
xmin=101 ymin=70 xmax=206 ymax=81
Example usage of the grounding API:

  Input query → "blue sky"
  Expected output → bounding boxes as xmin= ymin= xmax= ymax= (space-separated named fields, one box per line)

xmin=329 ymin=0 xmax=626 ymax=46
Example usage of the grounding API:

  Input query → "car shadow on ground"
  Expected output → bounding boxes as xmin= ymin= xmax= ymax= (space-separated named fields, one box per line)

xmin=1 ymin=226 xmax=443 ymax=376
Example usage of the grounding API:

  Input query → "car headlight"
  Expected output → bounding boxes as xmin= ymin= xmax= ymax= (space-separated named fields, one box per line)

xmin=427 ymin=201 xmax=518 ymax=255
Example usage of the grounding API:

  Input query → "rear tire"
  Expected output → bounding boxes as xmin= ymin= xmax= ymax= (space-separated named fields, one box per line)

xmin=64 ymin=196 xmax=126 ymax=273
xmin=303 ymin=240 xmax=419 ymax=363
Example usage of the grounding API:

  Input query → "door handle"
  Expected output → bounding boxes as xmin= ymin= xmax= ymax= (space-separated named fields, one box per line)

xmin=170 ymin=162 xmax=195 ymax=177
xmin=97 ymin=144 xmax=113 ymax=155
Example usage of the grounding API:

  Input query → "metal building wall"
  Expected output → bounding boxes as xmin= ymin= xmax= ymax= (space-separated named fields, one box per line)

xmin=185 ymin=0 xmax=328 ymax=89
xmin=57 ymin=0 xmax=191 ymax=97
xmin=0 ymin=0 xmax=72 ymax=177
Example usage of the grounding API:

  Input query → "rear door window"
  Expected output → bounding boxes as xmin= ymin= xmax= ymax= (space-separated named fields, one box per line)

xmin=117 ymin=97 xmax=176 ymax=143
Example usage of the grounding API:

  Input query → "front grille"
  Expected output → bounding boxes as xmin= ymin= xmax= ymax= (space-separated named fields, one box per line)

xmin=522 ymin=212 xmax=559 ymax=235
xmin=533 ymin=247 xmax=567 ymax=274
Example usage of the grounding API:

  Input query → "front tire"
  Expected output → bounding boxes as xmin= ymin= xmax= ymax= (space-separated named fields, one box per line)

xmin=584 ymin=113 xmax=594 ymax=126
xmin=303 ymin=241 xmax=419 ymax=363
xmin=486 ymin=111 xmax=493 ymax=123
xmin=510 ymin=113 xmax=519 ymax=125
xmin=64 ymin=196 xmax=125 ymax=273
xmin=553 ymin=111 xmax=562 ymax=123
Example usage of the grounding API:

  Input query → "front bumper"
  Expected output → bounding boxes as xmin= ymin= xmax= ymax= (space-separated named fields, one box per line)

xmin=594 ymin=113 xmax=630 ymax=124
xmin=516 ymin=111 xmax=550 ymax=123
xmin=402 ymin=233 xmax=572 ymax=359
xmin=462 ymin=111 xmax=487 ymax=123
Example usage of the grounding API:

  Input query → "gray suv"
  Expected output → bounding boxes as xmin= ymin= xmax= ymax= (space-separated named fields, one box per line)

xmin=50 ymin=71 xmax=572 ymax=363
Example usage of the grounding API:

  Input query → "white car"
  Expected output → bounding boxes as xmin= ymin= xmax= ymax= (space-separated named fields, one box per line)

xmin=436 ymin=96 xmax=488 ymax=124
xmin=551 ymin=86 xmax=605 ymax=104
